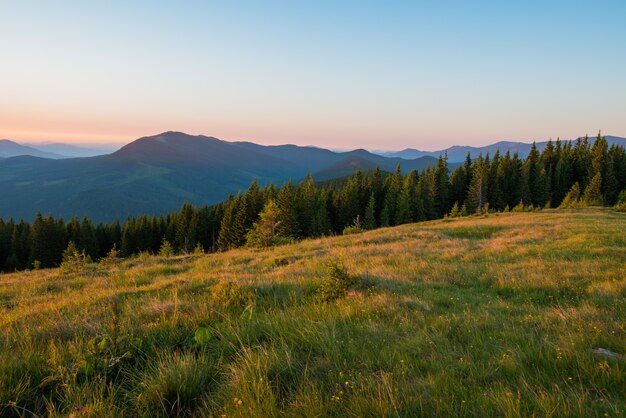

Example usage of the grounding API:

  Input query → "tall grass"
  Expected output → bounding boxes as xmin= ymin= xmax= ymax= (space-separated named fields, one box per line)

xmin=0 ymin=208 xmax=624 ymax=417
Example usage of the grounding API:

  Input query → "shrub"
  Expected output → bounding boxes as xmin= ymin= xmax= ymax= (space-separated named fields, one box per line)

xmin=159 ymin=240 xmax=175 ymax=257
xmin=61 ymin=241 xmax=91 ymax=273
xmin=448 ymin=202 xmax=462 ymax=218
xmin=319 ymin=260 xmax=356 ymax=301
xmin=193 ymin=242 xmax=205 ymax=255
xmin=512 ymin=200 xmax=525 ymax=212
xmin=100 ymin=244 xmax=119 ymax=267
xmin=343 ymin=215 xmax=364 ymax=235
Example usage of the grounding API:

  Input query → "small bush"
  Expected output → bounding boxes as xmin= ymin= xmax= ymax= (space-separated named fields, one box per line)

xmin=61 ymin=241 xmax=91 ymax=273
xmin=193 ymin=242 xmax=205 ymax=255
xmin=159 ymin=240 xmax=175 ymax=257
xmin=319 ymin=260 xmax=357 ymax=301
xmin=449 ymin=202 xmax=461 ymax=218
xmin=343 ymin=215 xmax=364 ymax=235
xmin=100 ymin=244 xmax=119 ymax=267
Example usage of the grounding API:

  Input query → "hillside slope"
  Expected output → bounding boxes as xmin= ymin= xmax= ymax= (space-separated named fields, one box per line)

xmin=0 ymin=209 xmax=625 ymax=416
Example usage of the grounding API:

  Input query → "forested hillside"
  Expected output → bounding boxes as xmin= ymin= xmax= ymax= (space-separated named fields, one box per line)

xmin=1 ymin=135 xmax=625 ymax=272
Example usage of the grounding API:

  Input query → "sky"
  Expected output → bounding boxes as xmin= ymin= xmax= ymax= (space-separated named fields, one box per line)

xmin=1 ymin=1 xmax=625 ymax=151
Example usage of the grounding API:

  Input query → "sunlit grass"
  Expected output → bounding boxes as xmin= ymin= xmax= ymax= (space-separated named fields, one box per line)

xmin=0 ymin=208 xmax=624 ymax=417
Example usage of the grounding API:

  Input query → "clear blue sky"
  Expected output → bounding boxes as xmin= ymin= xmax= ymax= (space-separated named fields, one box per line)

xmin=1 ymin=1 xmax=625 ymax=150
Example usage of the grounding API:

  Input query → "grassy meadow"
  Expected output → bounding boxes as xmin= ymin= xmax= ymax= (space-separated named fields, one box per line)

xmin=0 ymin=208 xmax=625 ymax=417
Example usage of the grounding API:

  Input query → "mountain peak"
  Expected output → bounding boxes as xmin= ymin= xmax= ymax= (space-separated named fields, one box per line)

xmin=149 ymin=131 xmax=220 ymax=142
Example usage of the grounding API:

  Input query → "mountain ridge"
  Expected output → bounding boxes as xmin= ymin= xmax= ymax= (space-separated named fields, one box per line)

xmin=377 ymin=135 xmax=626 ymax=161
xmin=0 ymin=132 xmax=440 ymax=222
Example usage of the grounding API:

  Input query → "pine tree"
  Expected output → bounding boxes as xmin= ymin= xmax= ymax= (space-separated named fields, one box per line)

xmin=364 ymin=192 xmax=376 ymax=230
xmin=295 ymin=174 xmax=317 ymax=236
xmin=310 ymin=190 xmax=332 ymax=237
xmin=246 ymin=199 xmax=281 ymax=248
xmin=80 ymin=216 xmax=98 ymax=260
xmin=433 ymin=154 xmax=450 ymax=217
xmin=395 ymin=170 xmax=418 ymax=225
xmin=553 ymin=145 xmax=572 ymax=205
xmin=467 ymin=155 xmax=487 ymax=214
xmin=449 ymin=201 xmax=461 ymax=217
xmin=276 ymin=180 xmax=300 ymax=238
xmin=0 ymin=219 xmax=13 ymax=271
xmin=583 ymin=172 xmax=603 ymax=206
xmin=603 ymin=146 xmax=619 ymax=204
xmin=572 ymin=136 xmax=591 ymax=189
xmin=487 ymin=150 xmax=505 ymax=210
xmin=559 ymin=182 xmax=582 ymax=208
xmin=449 ymin=165 xmax=468 ymax=211
xmin=175 ymin=202 xmax=196 ymax=253
xmin=31 ymin=213 xmax=65 ymax=268
xmin=217 ymin=194 xmax=239 ymax=251
xmin=382 ymin=165 xmax=403 ymax=226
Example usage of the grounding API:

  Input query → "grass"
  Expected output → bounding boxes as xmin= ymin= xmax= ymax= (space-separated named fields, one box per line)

xmin=0 ymin=208 xmax=624 ymax=417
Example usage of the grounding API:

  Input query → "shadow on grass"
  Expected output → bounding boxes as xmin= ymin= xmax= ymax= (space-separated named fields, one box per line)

xmin=438 ymin=224 xmax=508 ymax=240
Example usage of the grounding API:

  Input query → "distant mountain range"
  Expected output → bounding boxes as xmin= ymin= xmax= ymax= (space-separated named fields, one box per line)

xmin=0 ymin=139 xmax=118 ymax=159
xmin=0 ymin=132 xmax=439 ymax=222
xmin=376 ymin=136 xmax=626 ymax=162
xmin=0 ymin=139 xmax=66 ymax=159
xmin=29 ymin=142 xmax=120 ymax=158
xmin=0 ymin=132 xmax=624 ymax=223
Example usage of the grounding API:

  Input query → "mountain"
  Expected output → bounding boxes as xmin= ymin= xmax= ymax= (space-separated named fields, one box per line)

xmin=0 ymin=139 xmax=66 ymax=159
xmin=380 ymin=135 xmax=626 ymax=162
xmin=30 ymin=142 xmax=119 ymax=158
xmin=0 ymin=132 xmax=440 ymax=223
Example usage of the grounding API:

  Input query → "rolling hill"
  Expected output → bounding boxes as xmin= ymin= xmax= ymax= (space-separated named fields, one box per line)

xmin=0 ymin=209 xmax=623 ymax=416
xmin=0 ymin=132 xmax=439 ymax=222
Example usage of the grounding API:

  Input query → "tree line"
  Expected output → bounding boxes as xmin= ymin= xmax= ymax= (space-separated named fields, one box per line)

xmin=1 ymin=135 xmax=625 ymax=272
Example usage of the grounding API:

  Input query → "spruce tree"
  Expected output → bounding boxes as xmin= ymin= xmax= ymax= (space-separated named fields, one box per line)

xmin=217 ymin=194 xmax=239 ymax=251
xmin=395 ymin=170 xmax=418 ymax=225
xmin=583 ymin=172 xmax=603 ymax=206
xmin=559 ymin=182 xmax=581 ymax=208
xmin=467 ymin=155 xmax=487 ymax=214
xmin=295 ymin=174 xmax=317 ymax=236
xmin=433 ymin=154 xmax=450 ymax=217
xmin=276 ymin=180 xmax=300 ymax=238
xmin=246 ymin=199 xmax=281 ymax=248
xmin=364 ymin=192 xmax=377 ymax=230
xmin=80 ymin=216 xmax=98 ymax=260
xmin=310 ymin=191 xmax=332 ymax=237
